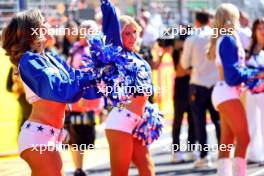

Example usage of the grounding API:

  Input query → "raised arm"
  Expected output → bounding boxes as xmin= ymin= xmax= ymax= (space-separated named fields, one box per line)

xmin=101 ymin=0 xmax=123 ymax=47
xmin=219 ymin=35 xmax=257 ymax=86
xmin=19 ymin=52 xmax=98 ymax=103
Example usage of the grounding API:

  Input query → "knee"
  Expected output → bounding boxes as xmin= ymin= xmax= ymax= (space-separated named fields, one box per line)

xmin=139 ymin=166 xmax=155 ymax=176
xmin=244 ymin=133 xmax=250 ymax=146
xmin=137 ymin=159 xmax=155 ymax=176
xmin=236 ymin=130 xmax=250 ymax=147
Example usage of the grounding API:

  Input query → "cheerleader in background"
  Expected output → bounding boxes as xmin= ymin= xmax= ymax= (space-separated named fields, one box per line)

xmin=65 ymin=20 xmax=102 ymax=176
xmin=245 ymin=18 xmax=264 ymax=165
xmin=101 ymin=0 xmax=155 ymax=175
xmin=207 ymin=4 xmax=264 ymax=176
xmin=2 ymin=9 xmax=99 ymax=176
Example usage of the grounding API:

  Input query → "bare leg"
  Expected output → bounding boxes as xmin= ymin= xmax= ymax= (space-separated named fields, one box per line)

xmin=218 ymin=99 xmax=250 ymax=158
xmin=132 ymin=138 xmax=155 ymax=176
xmin=21 ymin=147 xmax=63 ymax=176
xmin=218 ymin=113 xmax=234 ymax=158
xmin=106 ymin=129 xmax=133 ymax=176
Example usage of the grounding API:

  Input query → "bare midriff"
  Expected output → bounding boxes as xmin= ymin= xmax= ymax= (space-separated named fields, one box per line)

xmin=27 ymin=99 xmax=66 ymax=129
xmin=125 ymin=95 xmax=149 ymax=117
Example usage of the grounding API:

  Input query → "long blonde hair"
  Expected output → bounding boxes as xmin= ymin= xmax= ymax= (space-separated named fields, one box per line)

xmin=207 ymin=3 xmax=240 ymax=60
xmin=119 ymin=15 xmax=142 ymax=33
xmin=119 ymin=15 xmax=142 ymax=52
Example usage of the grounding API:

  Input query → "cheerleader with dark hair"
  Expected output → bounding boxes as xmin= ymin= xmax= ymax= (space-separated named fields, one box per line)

xmin=2 ymin=9 xmax=99 ymax=176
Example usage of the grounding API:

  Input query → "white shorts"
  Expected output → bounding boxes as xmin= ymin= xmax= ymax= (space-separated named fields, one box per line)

xmin=18 ymin=120 xmax=67 ymax=155
xmin=212 ymin=81 xmax=240 ymax=111
xmin=105 ymin=107 xmax=142 ymax=134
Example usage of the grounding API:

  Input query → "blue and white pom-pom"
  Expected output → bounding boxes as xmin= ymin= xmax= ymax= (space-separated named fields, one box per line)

xmin=81 ymin=32 xmax=133 ymax=107
xmin=82 ymin=32 xmax=164 ymax=145
xmin=246 ymin=67 xmax=264 ymax=94
xmin=235 ymin=63 xmax=264 ymax=93
xmin=81 ymin=32 xmax=154 ymax=106
xmin=132 ymin=102 xmax=164 ymax=146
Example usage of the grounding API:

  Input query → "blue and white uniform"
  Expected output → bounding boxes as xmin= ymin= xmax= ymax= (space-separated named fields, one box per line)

xmin=19 ymin=51 xmax=100 ymax=103
xmin=212 ymin=35 xmax=255 ymax=110
xmin=245 ymin=50 xmax=264 ymax=162
xmin=17 ymin=51 xmax=100 ymax=154
xmin=101 ymin=0 xmax=154 ymax=134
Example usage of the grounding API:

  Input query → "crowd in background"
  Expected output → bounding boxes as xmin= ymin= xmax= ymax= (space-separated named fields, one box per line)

xmin=1 ymin=1 xmax=264 ymax=175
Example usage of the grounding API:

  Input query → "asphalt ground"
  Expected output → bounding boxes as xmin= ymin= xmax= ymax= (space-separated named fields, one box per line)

xmin=1 ymin=123 xmax=264 ymax=176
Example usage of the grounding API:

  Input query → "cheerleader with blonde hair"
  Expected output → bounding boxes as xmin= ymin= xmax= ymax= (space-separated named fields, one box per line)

xmin=208 ymin=3 xmax=264 ymax=176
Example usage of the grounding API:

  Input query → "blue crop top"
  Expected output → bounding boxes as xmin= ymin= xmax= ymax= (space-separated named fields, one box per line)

xmin=19 ymin=51 xmax=101 ymax=103
xmin=218 ymin=35 xmax=256 ymax=86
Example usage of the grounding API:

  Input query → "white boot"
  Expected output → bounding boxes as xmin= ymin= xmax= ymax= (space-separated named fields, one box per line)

xmin=217 ymin=158 xmax=232 ymax=176
xmin=233 ymin=157 xmax=246 ymax=176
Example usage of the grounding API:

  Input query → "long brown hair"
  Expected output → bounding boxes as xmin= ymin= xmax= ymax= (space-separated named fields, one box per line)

xmin=2 ymin=9 xmax=43 ymax=67
xmin=246 ymin=18 xmax=264 ymax=60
